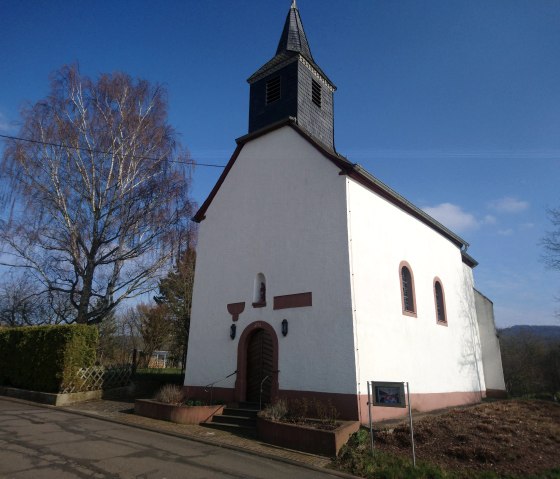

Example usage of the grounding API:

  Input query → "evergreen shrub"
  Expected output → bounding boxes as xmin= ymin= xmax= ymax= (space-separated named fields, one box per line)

xmin=0 ymin=324 xmax=98 ymax=393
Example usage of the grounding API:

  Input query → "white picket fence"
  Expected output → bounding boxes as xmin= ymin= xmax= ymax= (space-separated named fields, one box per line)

xmin=60 ymin=364 xmax=133 ymax=394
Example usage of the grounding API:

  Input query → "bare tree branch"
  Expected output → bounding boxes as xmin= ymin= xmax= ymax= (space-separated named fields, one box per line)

xmin=1 ymin=64 xmax=194 ymax=325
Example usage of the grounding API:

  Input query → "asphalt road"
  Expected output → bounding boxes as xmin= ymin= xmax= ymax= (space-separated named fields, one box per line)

xmin=0 ymin=398 xmax=340 ymax=479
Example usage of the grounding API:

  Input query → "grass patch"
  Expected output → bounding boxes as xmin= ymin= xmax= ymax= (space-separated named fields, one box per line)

xmin=334 ymin=429 xmax=560 ymax=479
xmin=336 ymin=429 xmax=451 ymax=479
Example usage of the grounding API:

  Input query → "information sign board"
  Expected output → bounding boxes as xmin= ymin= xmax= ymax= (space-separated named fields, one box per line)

xmin=371 ymin=381 xmax=406 ymax=408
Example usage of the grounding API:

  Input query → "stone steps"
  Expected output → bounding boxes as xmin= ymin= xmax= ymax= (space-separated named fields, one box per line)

xmin=202 ymin=404 xmax=260 ymax=437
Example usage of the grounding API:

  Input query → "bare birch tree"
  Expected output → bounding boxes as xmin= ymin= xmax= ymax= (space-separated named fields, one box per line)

xmin=0 ymin=65 xmax=194 ymax=324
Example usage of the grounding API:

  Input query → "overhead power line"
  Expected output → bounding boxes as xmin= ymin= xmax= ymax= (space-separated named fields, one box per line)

xmin=0 ymin=133 xmax=226 ymax=168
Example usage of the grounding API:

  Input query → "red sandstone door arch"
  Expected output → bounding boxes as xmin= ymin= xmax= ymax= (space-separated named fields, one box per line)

xmin=235 ymin=321 xmax=279 ymax=405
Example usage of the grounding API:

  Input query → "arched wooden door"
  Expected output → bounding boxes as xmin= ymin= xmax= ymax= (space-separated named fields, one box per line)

xmin=246 ymin=329 xmax=273 ymax=405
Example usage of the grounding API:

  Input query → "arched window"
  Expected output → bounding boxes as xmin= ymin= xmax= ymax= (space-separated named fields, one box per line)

xmin=252 ymin=273 xmax=266 ymax=308
xmin=434 ymin=279 xmax=447 ymax=325
xmin=399 ymin=262 xmax=417 ymax=317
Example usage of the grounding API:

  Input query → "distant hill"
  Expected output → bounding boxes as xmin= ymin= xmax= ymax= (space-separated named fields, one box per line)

xmin=499 ymin=325 xmax=560 ymax=342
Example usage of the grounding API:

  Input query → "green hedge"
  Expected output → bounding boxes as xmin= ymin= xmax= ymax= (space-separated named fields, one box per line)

xmin=0 ymin=324 xmax=98 ymax=393
xmin=132 ymin=369 xmax=184 ymax=398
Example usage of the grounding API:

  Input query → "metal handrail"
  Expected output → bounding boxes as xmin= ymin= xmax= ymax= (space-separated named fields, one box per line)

xmin=259 ymin=375 xmax=271 ymax=410
xmin=204 ymin=370 xmax=237 ymax=404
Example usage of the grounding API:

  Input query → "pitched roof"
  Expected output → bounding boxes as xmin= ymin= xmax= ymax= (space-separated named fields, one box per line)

xmin=193 ymin=118 xmax=476 ymax=266
xmin=247 ymin=51 xmax=299 ymax=84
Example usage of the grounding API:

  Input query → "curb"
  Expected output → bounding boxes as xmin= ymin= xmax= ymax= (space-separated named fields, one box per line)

xmin=1 ymin=395 xmax=361 ymax=479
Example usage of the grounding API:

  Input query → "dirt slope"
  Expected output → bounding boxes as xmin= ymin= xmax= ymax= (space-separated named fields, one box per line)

xmin=374 ymin=400 xmax=559 ymax=477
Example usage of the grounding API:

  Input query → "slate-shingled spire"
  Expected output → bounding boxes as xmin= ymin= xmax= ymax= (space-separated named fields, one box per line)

xmin=276 ymin=0 xmax=313 ymax=60
xmin=247 ymin=1 xmax=337 ymax=151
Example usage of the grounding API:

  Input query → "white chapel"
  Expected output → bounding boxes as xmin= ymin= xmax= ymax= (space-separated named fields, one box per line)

xmin=184 ymin=1 xmax=506 ymax=422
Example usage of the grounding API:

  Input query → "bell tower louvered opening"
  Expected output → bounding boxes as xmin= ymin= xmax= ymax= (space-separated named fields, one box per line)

xmin=266 ymin=77 xmax=281 ymax=104
xmin=312 ymin=79 xmax=322 ymax=108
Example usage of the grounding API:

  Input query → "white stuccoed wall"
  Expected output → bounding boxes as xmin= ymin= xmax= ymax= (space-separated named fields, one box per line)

xmin=346 ymin=177 xmax=486 ymax=396
xmin=185 ymin=126 xmax=357 ymax=394
xmin=186 ymin=124 xmax=493 ymax=403
xmin=474 ymin=290 xmax=506 ymax=392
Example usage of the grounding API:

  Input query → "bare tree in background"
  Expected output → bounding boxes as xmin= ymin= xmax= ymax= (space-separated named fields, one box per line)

xmin=543 ymin=208 xmax=560 ymax=270
xmin=0 ymin=273 xmax=44 ymax=327
xmin=134 ymin=303 xmax=173 ymax=368
xmin=543 ymin=207 xmax=560 ymax=318
xmin=0 ymin=65 xmax=194 ymax=324
xmin=0 ymin=272 xmax=73 ymax=326
xmin=95 ymin=307 xmax=144 ymax=365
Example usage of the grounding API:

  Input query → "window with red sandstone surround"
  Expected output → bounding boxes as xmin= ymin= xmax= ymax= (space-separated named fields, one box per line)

xmin=399 ymin=261 xmax=417 ymax=317
xmin=434 ymin=279 xmax=447 ymax=325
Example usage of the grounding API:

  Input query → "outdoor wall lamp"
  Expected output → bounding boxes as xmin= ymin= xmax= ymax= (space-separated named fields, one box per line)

xmin=230 ymin=323 xmax=236 ymax=340
xmin=281 ymin=319 xmax=288 ymax=337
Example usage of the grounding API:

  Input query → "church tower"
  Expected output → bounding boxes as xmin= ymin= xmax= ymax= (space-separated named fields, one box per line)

xmin=247 ymin=0 xmax=337 ymax=150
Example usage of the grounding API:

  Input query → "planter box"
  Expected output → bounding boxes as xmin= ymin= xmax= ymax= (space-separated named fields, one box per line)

xmin=257 ymin=417 xmax=360 ymax=457
xmin=135 ymin=399 xmax=224 ymax=425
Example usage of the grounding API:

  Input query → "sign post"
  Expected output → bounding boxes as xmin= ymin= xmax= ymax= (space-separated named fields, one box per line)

xmin=368 ymin=380 xmax=416 ymax=467
xmin=367 ymin=381 xmax=374 ymax=456
xmin=406 ymin=382 xmax=416 ymax=467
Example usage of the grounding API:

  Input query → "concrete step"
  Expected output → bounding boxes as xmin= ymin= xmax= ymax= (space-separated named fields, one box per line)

xmin=202 ymin=421 xmax=257 ymax=437
xmin=203 ymin=404 xmax=260 ymax=437
xmin=212 ymin=414 xmax=256 ymax=427
xmin=222 ymin=407 xmax=259 ymax=419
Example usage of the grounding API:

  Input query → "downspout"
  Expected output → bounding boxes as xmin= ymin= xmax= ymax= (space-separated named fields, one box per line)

xmin=345 ymin=176 xmax=363 ymax=422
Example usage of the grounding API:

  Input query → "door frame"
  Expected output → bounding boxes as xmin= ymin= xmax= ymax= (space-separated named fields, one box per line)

xmin=235 ymin=321 xmax=279 ymax=403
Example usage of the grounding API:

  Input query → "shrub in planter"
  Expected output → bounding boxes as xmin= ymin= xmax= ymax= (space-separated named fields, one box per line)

xmin=135 ymin=384 xmax=225 ymax=424
xmin=153 ymin=384 xmax=184 ymax=404
xmin=261 ymin=397 xmax=340 ymax=429
xmin=132 ymin=369 xmax=184 ymax=397
xmin=257 ymin=398 xmax=359 ymax=456
xmin=261 ymin=398 xmax=289 ymax=420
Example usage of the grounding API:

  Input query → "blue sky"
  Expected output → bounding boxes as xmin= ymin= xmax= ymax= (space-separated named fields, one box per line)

xmin=1 ymin=0 xmax=559 ymax=327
